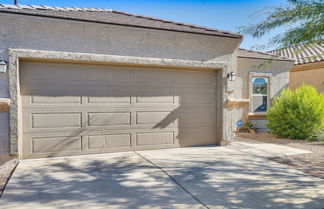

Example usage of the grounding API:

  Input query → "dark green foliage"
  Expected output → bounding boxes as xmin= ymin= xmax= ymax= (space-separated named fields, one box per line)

xmin=244 ymin=121 xmax=255 ymax=131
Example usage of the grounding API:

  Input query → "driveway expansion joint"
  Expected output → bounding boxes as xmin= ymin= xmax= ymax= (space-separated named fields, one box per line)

xmin=134 ymin=151 xmax=209 ymax=209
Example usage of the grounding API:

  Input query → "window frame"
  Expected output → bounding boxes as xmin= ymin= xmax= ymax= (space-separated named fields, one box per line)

xmin=249 ymin=72 xmax=273 ymax=115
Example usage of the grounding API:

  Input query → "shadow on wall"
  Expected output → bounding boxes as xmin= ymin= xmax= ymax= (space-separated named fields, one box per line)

xmin=19 ymin=61 xmax=223 ymax=157
xmin=272 ymin=83 xmax=289 ymax=103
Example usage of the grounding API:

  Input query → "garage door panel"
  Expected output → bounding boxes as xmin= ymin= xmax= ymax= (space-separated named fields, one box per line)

xmin=22 ymin=111 xmax=83 ymax=132
xmin=86 ymin=88 xmax=133 ymax=104
xmin=88 ymin=94 xmax=131 ymax=104
xmin=21 ymin=95 xmax=82 ymax=107
xmin=88 ymin=112 xmax=131 ymax=127
xmin=135 ymin=69 xmax=172 ymax=84
xmin=135 ymin=88 xmax=175 ymax=104
xmin=21 ymin=62 xmax=83 ymax=82
xmin=179 ymin=92 xmax=215 ymax=104
xmin=31 ymin=95 xmax=82 ymax=104
xmin=88 ymin=134 xmax=131 ymax=149
xmin=175 ymin=85 xmax=217 ymax=93
xmin=84 ymin=127 xmax=178 ymax=134
xmin=21 ymin=85 xmax=83 ymax=98
xmin=136 ymin=95 xmax=175 ymax=104
xmin=88 ymin=97 xmax=131 ymax=104
xmin=31 ymin=112 xmax=82 ymax=129
xmin=20 ymin=61 xmax=219 ymax=158
xmin=136 ymin=111 xmax=174 ymax=125
xmin=22 ymin=80 xmax=84 ymax=88
xmin=136 ymin=132 xmax=174 ymax=146
xmin=179 ymin=109 xmax=215 ymax=125
xmin=84 ymin=68 xmax=110 ymax=82
xmin=174 ymin=70 xmax=214 ymax=85
xmin=24 ymin=120 xmax=179 ymax=135
xmin=31 ymin=136 xmax=82 ymax=153
xmin=109 ymin=68 xmax=134 ymax=82
xmin=178 ymin=128 xmax=217 ymax=146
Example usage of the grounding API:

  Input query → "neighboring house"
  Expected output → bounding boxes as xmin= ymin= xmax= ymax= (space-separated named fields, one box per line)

xmin=269 ymin=42 xmax=324 ymax=93
xmin=0 ymin=4 xmax=294 ymax=159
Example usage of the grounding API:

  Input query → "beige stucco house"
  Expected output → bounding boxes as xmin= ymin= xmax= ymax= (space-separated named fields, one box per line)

xmin=0 ymin=4 xmax=294 ymax=159
xmin=269 ymin=42 xmax=324 ymax=94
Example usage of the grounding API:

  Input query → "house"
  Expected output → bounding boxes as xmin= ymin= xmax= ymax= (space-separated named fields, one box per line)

xmin=233 ymin=49 xmax=294 ymax=132
xmin=269 ymin=42 xmax=324 ymax=93
xmin=0 ymin=4 xmax=294 ymax=159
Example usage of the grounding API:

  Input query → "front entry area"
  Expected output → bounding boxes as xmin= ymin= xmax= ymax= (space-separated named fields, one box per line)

xmin=20 ymin=61 xmax=221 ymax=159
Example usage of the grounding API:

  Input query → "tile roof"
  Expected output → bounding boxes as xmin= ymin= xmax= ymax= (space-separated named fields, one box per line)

xmin=237 ymin=48 xmax=295 ymax=62
xmin=0 ymin=4 xmax=242 ymax=39
xmin=267 ymin=42 xmax=324 ymax=65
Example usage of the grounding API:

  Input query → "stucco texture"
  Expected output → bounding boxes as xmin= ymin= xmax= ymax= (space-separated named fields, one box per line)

xmin=290 ymin=62 xmax=324 ymax=93
xmin=231 ymin=58 xmax=294 ymax=131
xmin=0 ymin=12 xmax=240 ymax=99
xmin=0 ymin=13 xmax=240 ymax=61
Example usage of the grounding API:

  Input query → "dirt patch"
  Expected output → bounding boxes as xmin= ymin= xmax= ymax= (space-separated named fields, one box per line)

xmin=237 ymin=133 xmax=324 ymax=179
xmin=0 ymin=156 xmax=18 ymax=196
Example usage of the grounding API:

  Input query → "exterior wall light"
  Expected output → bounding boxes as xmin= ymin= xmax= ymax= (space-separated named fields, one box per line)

xmin=0 ymin=60 xmax=7 ymax=73
xmin=227 ymin=71 xmax=236 ymax=81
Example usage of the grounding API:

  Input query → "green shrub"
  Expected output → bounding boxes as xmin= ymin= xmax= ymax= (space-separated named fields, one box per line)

xmin=244 ymin=121 xmax=255 ymax=131
xmin=266 ymin=84 xmax=324 ymax=140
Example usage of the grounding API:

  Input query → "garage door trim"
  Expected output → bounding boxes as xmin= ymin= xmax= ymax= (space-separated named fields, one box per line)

xmin=8 ymin=48 xmax=227 ymax=157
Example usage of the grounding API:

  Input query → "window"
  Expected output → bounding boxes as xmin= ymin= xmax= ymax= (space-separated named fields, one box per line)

xmin=251 ymin=77 xmax=269 ymax=113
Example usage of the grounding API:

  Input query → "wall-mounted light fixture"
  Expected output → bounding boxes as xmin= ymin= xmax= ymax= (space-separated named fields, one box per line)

xmin=0 ymin=60 xmax=7 ymax=73
xmin=227 ymin=71 xmax=236 ymax=81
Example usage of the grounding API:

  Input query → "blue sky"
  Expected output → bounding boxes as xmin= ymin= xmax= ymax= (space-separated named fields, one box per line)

xmin=1 ymin=0 xmax=287 ymax=50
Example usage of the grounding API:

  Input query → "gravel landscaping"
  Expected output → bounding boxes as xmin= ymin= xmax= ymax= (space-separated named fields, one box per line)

xmin=0 ymin=156 xmax=18 ymax=196
xmin=237 ymin=132 xmax=324 ymax=178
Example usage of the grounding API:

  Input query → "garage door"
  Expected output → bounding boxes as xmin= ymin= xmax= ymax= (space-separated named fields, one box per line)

xmin=20 ymin=61 xmax=220 ymax=159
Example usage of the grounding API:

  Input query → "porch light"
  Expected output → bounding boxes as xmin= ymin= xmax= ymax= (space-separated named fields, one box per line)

xmin=0 ymin=60 xmax=7 ymax=73
xmin=227 ymin=71 xmax=235 ymax=81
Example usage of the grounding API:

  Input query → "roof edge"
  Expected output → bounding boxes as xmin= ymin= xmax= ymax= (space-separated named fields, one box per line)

xmin=0 ymin=4 xmax=243 ymax=39
xmin=238 ymin=48 xmax=295 ymax=62
xmin=267 ymin=41 xmax=324 ymax=65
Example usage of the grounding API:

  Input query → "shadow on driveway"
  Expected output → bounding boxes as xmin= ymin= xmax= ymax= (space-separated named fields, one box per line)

xmin=1 ymin=146 xmax=324 ymax=209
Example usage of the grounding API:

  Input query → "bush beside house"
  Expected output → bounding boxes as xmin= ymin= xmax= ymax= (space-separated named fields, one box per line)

xmin=266 ymin=84 xmax=324 ymax=140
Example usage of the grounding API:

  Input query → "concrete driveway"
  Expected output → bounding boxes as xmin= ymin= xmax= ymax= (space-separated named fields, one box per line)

xmin=1 ymin=143 xmax=324 ymax=209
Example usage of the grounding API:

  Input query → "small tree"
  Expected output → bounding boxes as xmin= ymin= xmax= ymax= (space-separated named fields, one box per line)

xmin=238 ymin=0 xmax=324 ymax=49
xmin=266 ymin=84 xmax=324 ymax=139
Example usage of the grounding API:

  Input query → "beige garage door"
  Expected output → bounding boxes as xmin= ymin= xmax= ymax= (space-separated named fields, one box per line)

xmin=20 ymin=61 xmax=220 ymax=159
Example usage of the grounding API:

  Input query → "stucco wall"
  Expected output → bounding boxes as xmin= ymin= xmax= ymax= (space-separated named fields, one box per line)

xmin=290 ymin=62 xmax=324 ymax=93
xmin=0 ymin=12 xmax=241 ymax=98
xmin=0 ymin=13 xmax=240 ymax=60
xmin=0 ymin=12 xmax=241 ymax=155
xmin=230 ymin=57 xmax=294 ymax=132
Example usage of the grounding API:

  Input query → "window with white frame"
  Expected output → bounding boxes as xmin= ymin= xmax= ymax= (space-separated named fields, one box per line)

xmin=251 ymin=77 xmax=269 ymax=113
